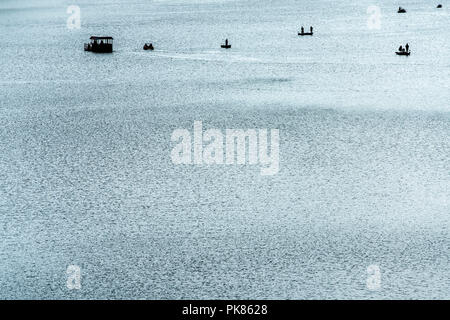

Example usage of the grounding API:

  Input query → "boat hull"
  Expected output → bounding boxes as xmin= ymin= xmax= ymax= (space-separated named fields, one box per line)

xmin=84 ymin=43 xmax=113 ymax=53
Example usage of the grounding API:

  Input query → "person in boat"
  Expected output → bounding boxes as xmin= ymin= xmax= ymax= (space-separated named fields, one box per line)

xmin=225 ymin=39 xmax=228 ymax=46
xmin=398 ymin=45 xmax=403 ymax=52
xmin=144 ymin=43 xmax=154 ymax=50
xmin=405 ymin=43 xmax=409 ymax=52
xmin=310 ymin=26 xmax=313 ymax=33
xmin=301 ymin=26 xmax=304 ymax=34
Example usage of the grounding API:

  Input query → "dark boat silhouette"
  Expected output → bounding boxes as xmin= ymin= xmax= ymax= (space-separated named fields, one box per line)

xmin=221 ymin=39 xmax=231 ymax=49
xmin=396 ymin=51 xmax=410 ymax=56
xmin=298 ymin=26 xmax=313 ymax=36
xmin=143 ymin=43 xmax=154 ymax=50
xmin=437 ymin=4 xmax=442 ymax=8
xmin=398 ymin=7 xmax=406 ymax=13
xmin=84 ymin=36 xmax=113 ymax=53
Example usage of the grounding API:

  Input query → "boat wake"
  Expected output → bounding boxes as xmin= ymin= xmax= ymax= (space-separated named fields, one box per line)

xmin=140 ymin=51 xmax=261 ymax=63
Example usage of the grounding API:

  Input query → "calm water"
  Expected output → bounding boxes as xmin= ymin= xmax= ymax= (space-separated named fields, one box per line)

xmin=0 ymin=0 xmax=449 ymax=299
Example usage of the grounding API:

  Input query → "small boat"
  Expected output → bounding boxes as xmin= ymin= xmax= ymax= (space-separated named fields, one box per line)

xmin=298 ymin=26 xmax=313 ymax=36
xmin=221 ymin=39 xmax=231 ymax=49
xmin=396 ymin=51 xmax=410 ymax=56
xmin=437 ymin=4 xmax=442 ymax=8
xmin=398 ymin=7 xmax=406 ymax=13
xmin=143 ymin=43 xmax=154 ymax=50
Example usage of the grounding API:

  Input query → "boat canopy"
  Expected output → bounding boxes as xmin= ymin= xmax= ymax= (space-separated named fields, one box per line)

xmin=90 ymin=36 xmax=113 ymax=40
xmin=89 ymin=36 xmax=113 ymax=44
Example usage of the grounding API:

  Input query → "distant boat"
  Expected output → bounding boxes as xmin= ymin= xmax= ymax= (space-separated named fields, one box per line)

xmin=84 ymin=36 xmax=113 ymax=53
xmin=398 ymin=7 xmax=406 ymax=13
xmin=298 ymin=26 xmax=313 ymax=36
xmin=396 ymin=51 xmax=410 ymax=56
xmin=437 ymin=4 xmax=442 ymax=8
xmin=143 ymin=43 xmax=154 ymax=50
xmin=221 ymin=39 xmax=231 ymax=49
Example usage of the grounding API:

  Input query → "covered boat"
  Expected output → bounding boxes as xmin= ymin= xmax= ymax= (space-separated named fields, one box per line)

xmin=84 ymin=36 xmax=113 ymax=53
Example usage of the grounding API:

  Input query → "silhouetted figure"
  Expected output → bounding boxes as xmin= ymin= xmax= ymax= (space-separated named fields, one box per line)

xmin=310 ymin=26 xmax=313 ymax=33
xmin=301 ymin=26 xmax=304 ymax=34
xmin=399 ymin=45 xmax=404 ymax=52
xmin=405 ymin=43 xmax=409 ymax=52
xmin=144 ymin=43 xmax=154 ymax=50
xmin=225 ymin=39 xmax=228 ymax=46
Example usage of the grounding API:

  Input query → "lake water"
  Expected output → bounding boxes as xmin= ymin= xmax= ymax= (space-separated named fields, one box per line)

xmin=0 ymin=0 xmax=449 ymax=299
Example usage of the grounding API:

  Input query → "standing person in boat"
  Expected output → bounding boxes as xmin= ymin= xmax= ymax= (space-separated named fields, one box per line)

xmin=405 ymin=43 xmax=409 ymax=52
xmin=399 ymin=45 xmax=404 ymax=52
xmin=310 ymin=26 xmax=313 ymax=33
xmin=225 ymin=39 xmax=228 ymax=46
xmin=301 ymin=26 xmax=304 ymax=34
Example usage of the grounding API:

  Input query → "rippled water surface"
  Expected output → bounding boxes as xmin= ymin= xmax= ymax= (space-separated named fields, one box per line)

xmin=0 ymin=0 xmax=449 ymax=299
